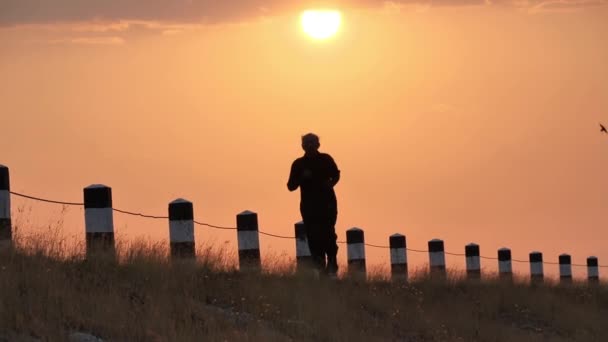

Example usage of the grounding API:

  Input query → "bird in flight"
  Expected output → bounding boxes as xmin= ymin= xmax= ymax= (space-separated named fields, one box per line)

xmin=601 ymin=123 xmax=607 ymax=134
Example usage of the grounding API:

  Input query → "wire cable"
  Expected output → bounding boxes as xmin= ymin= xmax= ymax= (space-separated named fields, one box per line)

xmin=194 ymin=221 xmax=238 ymax=231
xmin=9 ymin=190 xmax=607 ymax=267
xmin=10 ymin=191 xmax=84 ymax=206
xmin=112 ymin=208 xmax=168 ymax=220
xmin=259 ymin=231 xmax=296 ymax=239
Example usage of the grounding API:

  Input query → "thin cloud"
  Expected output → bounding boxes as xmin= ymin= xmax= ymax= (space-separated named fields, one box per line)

xmin=0 ymin=0 xmax=605 ymax=28
xmin=48 ymin=36 xmax=126 ymax=46
xmin=528 ymin=0 xmax=608 ymax=12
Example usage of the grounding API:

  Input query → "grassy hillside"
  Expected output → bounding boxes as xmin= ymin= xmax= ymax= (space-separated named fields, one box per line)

xmin=0 ymin=230 xmax=607 ymax=341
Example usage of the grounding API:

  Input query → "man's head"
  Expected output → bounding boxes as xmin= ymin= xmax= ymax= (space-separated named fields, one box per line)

xmin=301 ymin=133 xmax=320 ymax=154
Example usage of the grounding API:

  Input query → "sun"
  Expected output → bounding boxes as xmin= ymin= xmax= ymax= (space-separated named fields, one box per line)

xmin=300 ymin=9 xmax=342 ymax=40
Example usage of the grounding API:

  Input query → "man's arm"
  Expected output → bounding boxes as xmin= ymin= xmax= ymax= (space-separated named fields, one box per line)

xmin=327 ymin=155 xmax=340 ymax=187
xmin=287 ymin=161 xmax=300 ymax=191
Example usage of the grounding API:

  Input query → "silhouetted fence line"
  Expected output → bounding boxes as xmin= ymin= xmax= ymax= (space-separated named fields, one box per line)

xmin=0 ymin=164 xmax=606 ymax=284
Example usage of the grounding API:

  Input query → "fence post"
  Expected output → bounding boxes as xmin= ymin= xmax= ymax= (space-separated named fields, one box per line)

xmin=498 ymin=248 xmax=512 ymax=280
xmin=347 ymin=228 xmax=366 ymax=276
xmin=529 ymin=251 xmax=543 ymax=283
xmin=168 ymin=199 xmax=195 ymax=259
xmin=389 ymin=233 xmax=407 ymax=281
xmin=236 ymin=210 xmax=261 ymax=271
xmin=295 ymin=221 xmax=311 ymax=271
xmin=84 ymin=184 xmax=115 ymax=258
xmin=558 ymin=254 xmax=572 ymax=284
xmin=587 ymin=256 xmax=599 ymax=283
xmin=0 ymin=165 xmax=11 ymax=243
xmin=428 ymin=239 xmax=446 ymax=278
xmin=465 ymin=243 xmax=481 ymax=279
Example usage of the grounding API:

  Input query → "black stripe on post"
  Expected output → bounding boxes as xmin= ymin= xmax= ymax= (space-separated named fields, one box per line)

xmin=428 ymin=239 xmax=444 ymax=253
xmin=0 ymin=165 xmax=11 ymax=241
xmin=169 ymin=201 xmax=194 ymax=221
xmin=84 ymin=186 xmax=112 ymax=208
xmin=465 ymin=244 xmax=480 ymax=257
xmin=389 ymin=235 xmax=406 ymax=249
xmin=498 ymin=249 xmax=511 ymax=261
xmin=392 ymin=264 xmax=407 ymax=274
xmin=0 ymin=218 xmax=10 ymax=241
xmin=0 ymin=166 xmax=9 ymax=191
xmin=85 ymin=232 xmax=115 ymax=254
xmin=347 ymin=229 xmax=364 ymax=244
xmin=295 ymin=222 xmax=307 ymax=240
xmin=587 ymin=257 xmax=599 ymax=267
xmin=530 ymin=252 xmax=543 ymax=263
xmin=171 ymin=242 xmax=195 ymax=259
xmin=237 ymin=211 xmax=258 ymax=231
xmin=559 ymin=255 xmax=571 ymax=264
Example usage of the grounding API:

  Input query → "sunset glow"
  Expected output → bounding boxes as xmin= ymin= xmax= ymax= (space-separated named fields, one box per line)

xmin=300 ymin=9 xmax=342 ymax=40
xmin=1 ymin=1 xmax=608 ymax=280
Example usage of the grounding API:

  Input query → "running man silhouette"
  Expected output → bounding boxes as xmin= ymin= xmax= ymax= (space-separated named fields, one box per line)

xmin=287 ymin=133 xmax=340 ymax=276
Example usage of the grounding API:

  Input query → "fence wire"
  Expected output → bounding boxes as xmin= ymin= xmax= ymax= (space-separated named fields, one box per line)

xmin=9 ymin=191 xmax=606 ymax=268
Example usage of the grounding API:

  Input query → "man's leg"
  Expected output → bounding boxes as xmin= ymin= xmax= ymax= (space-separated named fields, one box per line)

xmin=324 ymin=211 xmax=339 ymax=275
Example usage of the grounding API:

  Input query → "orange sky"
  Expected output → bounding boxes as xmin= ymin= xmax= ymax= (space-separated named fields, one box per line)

xmin=1 ymin=2 xmax=608 ymax=278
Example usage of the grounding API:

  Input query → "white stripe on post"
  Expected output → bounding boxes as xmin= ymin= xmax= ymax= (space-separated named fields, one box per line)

xmin=294 ymin=221 xmax=311 ymax=271
xmin=347 ymin=228 xmax=366 ymax=275
xmin=428 ymin=239 xmax=446 ymax=277
xmin=529 ymin=251 xmax=544 ymax=282
xmin=587 ymin=256 xmax=599 ymax=283
xmin=84 ymin=184 xmax=115 ymax=257
xmin=0 ymin=165 xmax=11 ymax=242
xmin=465 ymin=243 xmax=481 ymax=279
xmin=389 ymin=234 xmax=407 ymax=280
xmin=558 ymin=254 xmax=572 ymax=283
xmin=169 ymin=199 xmax=195 ymax=259
xmin=237 ymin=210 xmax=261 ymax=271
xmin=498 ymin=248 xmax=512 ymax=279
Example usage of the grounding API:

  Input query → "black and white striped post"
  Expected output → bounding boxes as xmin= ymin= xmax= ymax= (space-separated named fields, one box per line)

xmin=558 ymin=254 xmax=572 ymax=283
xmin=465 ymin=243 xmax=481 ymax=279
xmin=498 ymin=248 xmax=513 ymax=280
xmin=236 ymin=210 xmax=261 ymax=271
xmin=0 ymin=165 xmax=11 ymax=243
xmin=587 ymin=256 xmax=599 ymax=283
xmin=389 ymin=234 xmax=407 ymax=280
xmin=84 ymin=184 xmax=115 ymax=258
xmin=428 ymin=239 xmax=446 ymax=278
xmin=529 ymin=251 xmax=544 ymax=283
xmin=347 ymin=228 xmax=366 ymax=276
xmin=168 ymin=199 xmax=195 ymax=259
xmin=295 ymin=221 xmax=312 ymax=271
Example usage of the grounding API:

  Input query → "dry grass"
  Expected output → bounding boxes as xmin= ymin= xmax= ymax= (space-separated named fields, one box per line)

xmin=0 ymin=229 xmax=607 ymax=342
